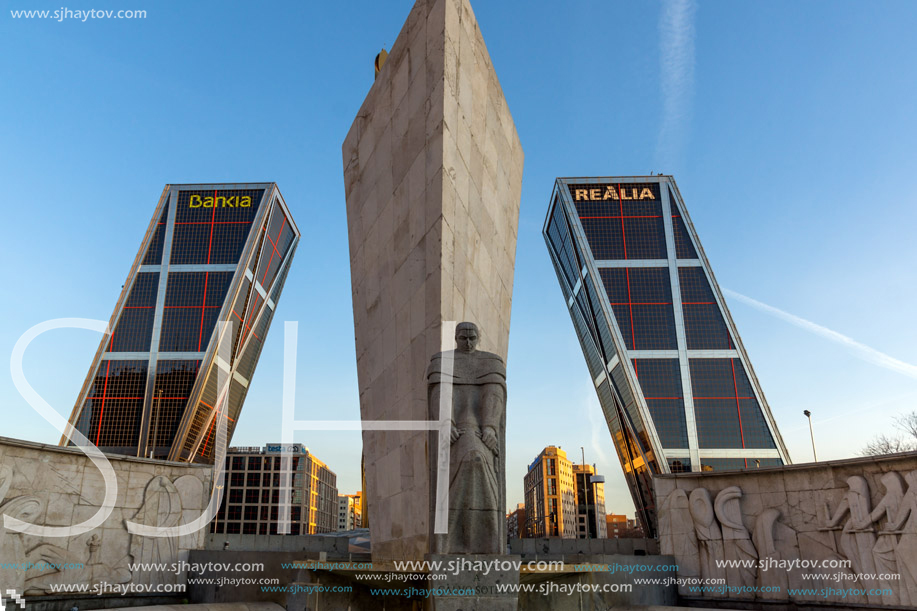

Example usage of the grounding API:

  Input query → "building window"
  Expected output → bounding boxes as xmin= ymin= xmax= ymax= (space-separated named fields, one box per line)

xmin=246 ymin=473 xmax=261 ymax=487
xmin=245 ymin=489 xmax=259 ymax=504
xmin=229 ymin=489 xmax=243 ymax=504
xmin=248 ymin=457 xmax=262 ymax=471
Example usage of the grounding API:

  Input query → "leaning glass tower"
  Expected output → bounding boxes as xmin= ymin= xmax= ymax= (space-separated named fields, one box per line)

xmin=543 ymin=176 xmax=790 ymax=534
xmin=63 ymin=183 xmax=299 ymax=463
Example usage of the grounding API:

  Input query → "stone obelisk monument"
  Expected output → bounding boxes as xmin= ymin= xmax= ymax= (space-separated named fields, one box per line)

xmin=342 ymin=0 xmax=523 ymax=562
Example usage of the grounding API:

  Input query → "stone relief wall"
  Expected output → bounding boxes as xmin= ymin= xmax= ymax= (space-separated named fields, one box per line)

xmin=0 ymin=436 xmax=211 ymax=596
xmin=655 ymin=453 xmax=917 ymax=607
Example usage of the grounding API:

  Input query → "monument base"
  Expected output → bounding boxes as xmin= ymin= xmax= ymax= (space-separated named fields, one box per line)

xmin=425 ymin=554 xmax=520 ymax=611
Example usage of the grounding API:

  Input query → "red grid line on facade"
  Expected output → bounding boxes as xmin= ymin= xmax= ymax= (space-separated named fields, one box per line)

xmin=731 ymin=359 xmax=748 ymax=466
xmin=610 ymin=302 xmax=671 ymax=306
xmin=163 ymin=305 xmax=221 ymax=309
xmin=578 ymin=215 xmax=662 ymax=220
xmin=198 ymin=272 xmax=210 ymax=351
xmin=232 ymin=309 xmax=258 ymax=342
xmin=694 ymin=396 xmax=755 ymax=400
xmin=613 ymin=184 xmax=638 ymax=350
xmin=625 ymin=269 xmax=637 ymax=349
xmin=240 ymin=290 xmax=263 ymax=347
xmin=260 ymin=214 xmax=287 ymax=286
xmin=198 ymin=398 xmax=237 ymax=457
xmin=199 ymin=399 xmax=236 ymax=422
xmin=89 ymin=396 xmax=188 ymax=401
xmin=174 ymin=221 xmax=251 ymax=225
xmin=94 ymin=360 xmax=112 ymax=445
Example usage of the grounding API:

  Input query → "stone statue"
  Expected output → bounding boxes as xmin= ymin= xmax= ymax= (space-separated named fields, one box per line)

xmin=427 ymin=322 xmax=506 ymax=554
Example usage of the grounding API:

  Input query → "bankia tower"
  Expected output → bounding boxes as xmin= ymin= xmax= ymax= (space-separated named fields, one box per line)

xmin=543 ymin=176 xmax=789 ymax=534
xmin=62 ymin=183 xmax=299 ymax=463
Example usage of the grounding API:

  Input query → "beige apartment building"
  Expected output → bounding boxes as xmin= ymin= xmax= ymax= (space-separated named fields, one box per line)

xmin=524 ymin=446 xmax=576 ymax=538
xmin=338 ymin=493 xmax=363 ymax=531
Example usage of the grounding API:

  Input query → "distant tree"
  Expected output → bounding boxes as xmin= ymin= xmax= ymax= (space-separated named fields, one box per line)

xmin=861 ymin=411 xmax=917 ymax=456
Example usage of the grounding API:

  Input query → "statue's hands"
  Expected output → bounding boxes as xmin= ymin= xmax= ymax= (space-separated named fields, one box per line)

xmin=451 ymin=424 xmax=461 ymax=444
xmin=481 ymin=427 xmax=499 ymax=456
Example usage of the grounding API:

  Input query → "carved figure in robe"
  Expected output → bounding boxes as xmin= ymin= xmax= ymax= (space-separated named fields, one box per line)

xmin=714 ymin=486 xmax=758 ymax=592
xmin=689 ymin=488 xmax=726 ymax=591
xmin=128 ymin=475 xmax=183 ymax=585
xmin=883 ymin=470 xmax=917 ymax=607
xmin=855 ymin=471 xmax=905 ymax=606
xmin=824 ymin=475 xmax=880 ymax=604
xmin=427 ymin=322 xmax=506 ymax=554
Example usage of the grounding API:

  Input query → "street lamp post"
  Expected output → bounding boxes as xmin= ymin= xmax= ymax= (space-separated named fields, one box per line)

xmin=804 ymin=410 xmax=817 ymax=462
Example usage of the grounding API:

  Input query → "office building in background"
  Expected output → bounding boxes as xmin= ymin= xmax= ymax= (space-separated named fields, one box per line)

xmin=506 ymin=503 xmax=526 ymax=540
xmin=212 ymin=443 xmax=338 ymax=535
xmin=338 ymin=493 xmax=363 ymax=531
xmin=573 ymin=464 xmax=607 ymax=539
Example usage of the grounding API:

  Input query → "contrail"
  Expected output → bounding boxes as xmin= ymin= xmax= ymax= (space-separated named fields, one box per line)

xmin=656 ymin=0 xmax=696 ymax=168
xmin=723 ymin=288 xmax=917 ymax=380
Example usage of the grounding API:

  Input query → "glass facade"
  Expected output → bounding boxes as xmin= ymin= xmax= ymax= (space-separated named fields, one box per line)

xmin=63 ymin=183 xmax=300 ymax=463
xmin=543 ymin=176 xmax=790 ymax=536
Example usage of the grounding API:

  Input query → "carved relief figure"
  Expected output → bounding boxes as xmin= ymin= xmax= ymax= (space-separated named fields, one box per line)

xmin=689 ymin=488 xmax=726 ymax=590
xmin=855 ymin=471 xmax=905 ymax=606
xmin=128 ymin=475 xmax=183 ymax=585
xmin=658 ymin=489 xmax=700 ymax=595
xmin=0 ymin=464 xmax=44 ymax=593
xmin=823 ymin=475 xmax=880 ymax=604
xmin=752 ymin=508 xmax=790 ymax=598
xmin=884 ymin=470 xmax=917 ymax=607
xmin=24 ymin=535 xmax=131 ymax=594
xmin=714 ymin=486 xmax=758 ymax=591
xmin=427 ymin=322 xmax=506 ymax=554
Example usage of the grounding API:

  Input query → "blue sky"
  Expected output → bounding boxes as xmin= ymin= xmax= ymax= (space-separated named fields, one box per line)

xmin=3 ymin=0 xmax=917 ymax=518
